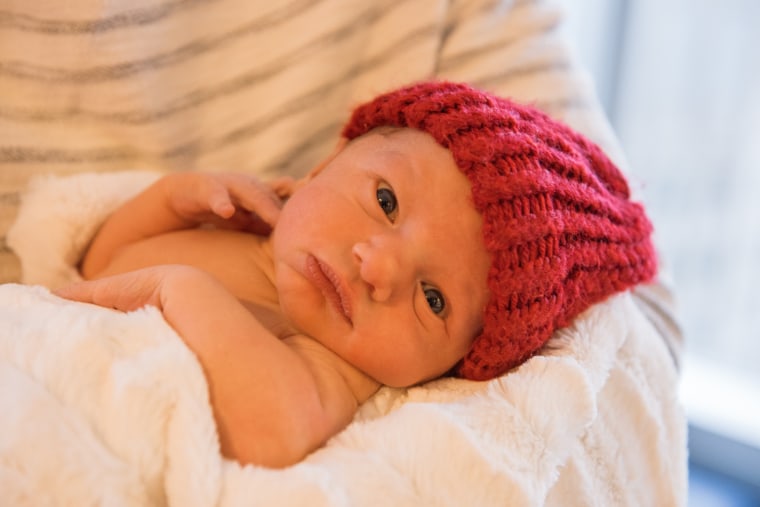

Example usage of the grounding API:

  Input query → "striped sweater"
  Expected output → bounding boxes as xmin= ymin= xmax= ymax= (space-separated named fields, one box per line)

xmin=0 ymin=0 xmax=623 ymax=283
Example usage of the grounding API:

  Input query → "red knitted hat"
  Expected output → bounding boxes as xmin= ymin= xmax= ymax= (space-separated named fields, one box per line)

xmin=341 ymin=81 xmax=657 ymax=381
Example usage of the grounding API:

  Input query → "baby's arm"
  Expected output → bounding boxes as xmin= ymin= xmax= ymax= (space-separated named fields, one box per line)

xmin=81 ymin=173 xmax=289 ymax=278
xmin=55 ymin=265 xmax=358 ymax=467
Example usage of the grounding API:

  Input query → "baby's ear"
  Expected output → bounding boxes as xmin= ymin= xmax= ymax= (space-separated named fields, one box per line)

xmin=304 ymin=138 xmax=349 ymax=181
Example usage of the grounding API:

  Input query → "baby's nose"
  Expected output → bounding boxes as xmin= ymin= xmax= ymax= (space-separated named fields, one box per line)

xmin=352 ymin=237 xmax=407 ymax=302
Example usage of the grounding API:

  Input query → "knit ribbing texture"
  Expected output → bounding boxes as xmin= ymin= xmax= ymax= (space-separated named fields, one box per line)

xmin=342 ymin=81 xmax=657 ymax=381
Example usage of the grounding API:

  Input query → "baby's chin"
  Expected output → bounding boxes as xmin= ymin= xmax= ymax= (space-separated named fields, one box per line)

xmin=368 ymin=361 xmax=460 ymax=389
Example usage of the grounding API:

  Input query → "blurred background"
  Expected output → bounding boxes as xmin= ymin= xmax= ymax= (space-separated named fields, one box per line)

xmin=558 ymin=0 xmax=760 ymax=505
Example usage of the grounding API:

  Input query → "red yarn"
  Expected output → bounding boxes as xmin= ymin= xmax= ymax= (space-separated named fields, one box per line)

xmin=342 ymin=81 xmax=657 ymax=380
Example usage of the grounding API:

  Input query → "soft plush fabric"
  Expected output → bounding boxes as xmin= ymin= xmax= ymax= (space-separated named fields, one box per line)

xmin=0 ymin=284 xmax=686 ymax=507
xmin=343 ymin=81 xmax=658 ymax=380
xmin=0 ymin=285 xmax=222 ymax=507
xmin=0 ymin=0 xmax=627 ymax=284
xmin=3 ymin=171 xmax=687 ymax=506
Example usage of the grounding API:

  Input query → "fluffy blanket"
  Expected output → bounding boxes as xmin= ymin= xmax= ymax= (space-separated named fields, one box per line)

xmin=3 ymin=173 xmax=687 ymax=506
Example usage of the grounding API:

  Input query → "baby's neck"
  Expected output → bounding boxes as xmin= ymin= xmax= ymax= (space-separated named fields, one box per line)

xmin=283 ymin=334 xmax=382 ymax=407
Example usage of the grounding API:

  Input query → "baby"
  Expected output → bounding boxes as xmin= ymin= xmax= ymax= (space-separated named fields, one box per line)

xmin=56 ymin=81 xmax=657 ymax=468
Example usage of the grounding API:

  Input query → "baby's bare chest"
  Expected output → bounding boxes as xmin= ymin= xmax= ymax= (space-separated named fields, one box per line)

xmin=104 ymin=228 xmax=279 ymax=307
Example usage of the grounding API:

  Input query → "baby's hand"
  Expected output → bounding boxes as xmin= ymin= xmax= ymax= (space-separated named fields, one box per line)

xmin=163 ymin=172 xmax=289 ymax=235
xmin=54 ymin=265 xmax=183 ymax=312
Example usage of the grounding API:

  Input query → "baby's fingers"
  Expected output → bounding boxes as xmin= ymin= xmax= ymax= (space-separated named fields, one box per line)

xmin=207 ymin=182 xmax=236 ymax=219
xmin=53 ymin=282 xmax=91 ymax=303
xmin=222 ymin=175 xmax=283 ymax=228
xmin=268 ymin=176 xmax=298 ymax=199
xmin=54 ymin=269 xmax=164 ymax=312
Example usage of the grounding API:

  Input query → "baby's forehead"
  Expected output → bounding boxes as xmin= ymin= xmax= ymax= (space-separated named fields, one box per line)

xmin=348 ymin=128 xmax=460 ymax=173
xmin=346 ymin=128 xmax=456 ymax=169
xmin=361 ymin=125 xmax=404 ymax=138
xmin=350 ymin=126 xmax=430 ymax=145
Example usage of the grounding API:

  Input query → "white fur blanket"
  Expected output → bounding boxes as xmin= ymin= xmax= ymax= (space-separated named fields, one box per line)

xmin=3 ymin=173 xmax=688 ymax=506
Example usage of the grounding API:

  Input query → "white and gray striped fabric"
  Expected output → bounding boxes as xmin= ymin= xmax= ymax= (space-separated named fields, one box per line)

xmin=0 ymin=0 xmax=626 ymax=284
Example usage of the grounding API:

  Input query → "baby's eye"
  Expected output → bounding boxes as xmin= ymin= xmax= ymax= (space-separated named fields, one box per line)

xmin=376 ymin=184 xmax=398 ymax=222
xmin=424 ymin=286 xmax=446 ymax=315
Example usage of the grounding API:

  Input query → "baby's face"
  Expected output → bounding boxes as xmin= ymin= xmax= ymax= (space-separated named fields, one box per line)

xmin=271 ymin=128 xmax=490 ymax=387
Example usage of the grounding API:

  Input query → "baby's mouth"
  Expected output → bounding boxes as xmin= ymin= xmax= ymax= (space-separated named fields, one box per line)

xmin=305 ymin=254 xmax=353 ymax=324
